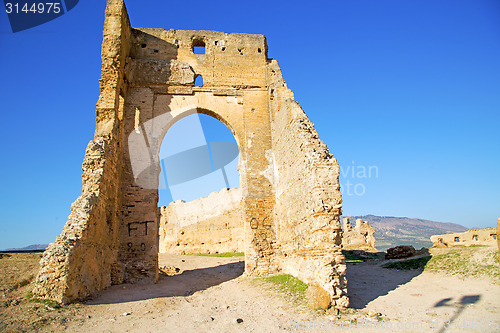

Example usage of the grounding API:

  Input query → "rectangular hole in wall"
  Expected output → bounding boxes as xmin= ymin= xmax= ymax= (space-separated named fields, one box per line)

xmin=193 ymin=39 xmax=206 ymax=54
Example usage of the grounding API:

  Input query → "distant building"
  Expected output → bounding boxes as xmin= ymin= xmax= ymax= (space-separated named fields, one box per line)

xmin=430 ymin=228 xmax=497 ymax=247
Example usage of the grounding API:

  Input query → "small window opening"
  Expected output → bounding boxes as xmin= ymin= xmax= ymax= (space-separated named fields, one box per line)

xmin=214 ymin=40 xmax=218 ymax=46
xmin=141 ymin=43 xmax=147 ymax=48
xmin=472 ymin=235 xmax=478 ymax=241
xmin=454 ymin=237 xmax=460 ymax=242
xmin=258 ymin=48 xmax=262 ymax=53
xmin=193 ymin=39 xmax=205 ymax=54
xmin=195 ymin=75 xmax=203 ymax=87
xmin=153 ymin=49 xmax=159 ymax=53
xmin=221 ymin=46 xmax=226 ymax=51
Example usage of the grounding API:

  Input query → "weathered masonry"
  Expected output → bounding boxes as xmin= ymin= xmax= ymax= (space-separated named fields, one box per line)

xmin=430 ymin=227 xmax=498 ymax=248
xmin=158 ymin=188 xmax=245 ymax=255
xmin=33 ymin=0 xmax=348 ymax=308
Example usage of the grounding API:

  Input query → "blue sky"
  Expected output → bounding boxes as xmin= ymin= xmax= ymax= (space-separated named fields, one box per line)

xmin=158 ymin=114 xmax=239 ymax=205
xmin=0 ymin=0 xmax=499 ymax=249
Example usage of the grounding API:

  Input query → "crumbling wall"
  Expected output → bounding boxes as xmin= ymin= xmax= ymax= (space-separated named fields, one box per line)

xmin=33 ymin=0 xmax=348 ymax=307
xmin=431 ymin=227 xmax=498 ymax=247
xmin=32 ymin=0 xmax=131 ymax=303
xmin=158 ymin=188 xmax=244 ymax=254
xmin=269 ymin=83 xmax=347 ymax=307
xmin=341 ymin=217 xmax=377 ymax=251
xmin=497 ymin=218 xmax=500 ymax=264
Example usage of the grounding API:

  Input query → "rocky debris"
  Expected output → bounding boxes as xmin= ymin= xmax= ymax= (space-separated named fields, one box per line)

xmin=306 ymin=284 xmax=331 ymax=310
xmin=159 ymin=266 xmax=181 ymax=275
xmin=196 ymin=316 xmax=214 ymax=323
xmin=368 ymin=309 xmax=381 ymax=317
xmin=415 ymin=247 xmax=429 ymax=256
xmin=385 ymin=246 xmax=416 ymax=259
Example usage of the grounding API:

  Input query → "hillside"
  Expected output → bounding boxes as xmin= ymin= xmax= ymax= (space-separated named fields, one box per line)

xmin=346 ymin=215 xmax=468 ymax=250
xmin=2 ymin=244 xmax=48 ymax=252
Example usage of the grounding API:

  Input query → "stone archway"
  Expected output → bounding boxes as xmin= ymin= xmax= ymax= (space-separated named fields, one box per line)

xmin=33 ymin=0 xmax=348 ymax=309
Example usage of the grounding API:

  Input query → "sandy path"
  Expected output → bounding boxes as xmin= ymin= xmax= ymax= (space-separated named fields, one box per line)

xmin=57 ymin=254 xmax=499 ymax=333
xmin=63 ymin=254 xmax=310 ymax=333
xmin=346 ymin=261 xmax=499 ymax=333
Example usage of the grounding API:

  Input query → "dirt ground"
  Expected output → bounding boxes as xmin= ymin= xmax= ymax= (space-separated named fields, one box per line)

xmin=0 ymin=249 xmax=498 ymax=332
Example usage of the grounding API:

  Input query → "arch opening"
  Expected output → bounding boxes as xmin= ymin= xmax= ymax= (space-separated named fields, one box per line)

xmin=195 ymin=75 xmax=203 ymax=87
xmin=157 ymin=113 xmax=245 ymax=269
xmin=158 ymin=113 xmax=240 ymax=205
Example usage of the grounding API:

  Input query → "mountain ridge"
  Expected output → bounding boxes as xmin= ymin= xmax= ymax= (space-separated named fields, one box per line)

xmin=2 ymin=244 xmax=48 ymax=252
xmin=345 ymin=215 xmax=468 ymax=251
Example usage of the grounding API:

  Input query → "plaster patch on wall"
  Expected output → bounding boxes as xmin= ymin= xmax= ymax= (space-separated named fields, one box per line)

xmin=263 ymin=150 xmax=276 ymax=187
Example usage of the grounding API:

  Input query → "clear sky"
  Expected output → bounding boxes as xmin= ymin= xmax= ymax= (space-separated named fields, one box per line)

xmin=1 ymin=0 xmax=499 ymax=249
xmin=158 ymin=114 xmax=239 ymax=205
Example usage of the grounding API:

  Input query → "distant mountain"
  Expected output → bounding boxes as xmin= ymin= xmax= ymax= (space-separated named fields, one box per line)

xmin=345 ymin=215 xmax=468 ymax=251
xmin=2 ymin=244 xmax=48 ymax=252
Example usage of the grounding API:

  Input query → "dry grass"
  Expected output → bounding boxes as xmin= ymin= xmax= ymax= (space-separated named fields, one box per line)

xmin=426 ymin=246 xmax=500 ymax=283
xmin=0 ymin=252 xmax=41 ymax=292
xmin=0 ymin=252 xmax=89 ymax=332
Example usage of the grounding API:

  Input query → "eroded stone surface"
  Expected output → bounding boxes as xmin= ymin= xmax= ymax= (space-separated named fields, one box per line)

xmin=431 ymin=227 xmax=498 ymax=248
xmin=33 ymin=0 xmax=348 ymax=308
xmin=158 ymin=188 xmax=244 ymax=254
xmin=341 ymin=217 xmax=377 ymax=251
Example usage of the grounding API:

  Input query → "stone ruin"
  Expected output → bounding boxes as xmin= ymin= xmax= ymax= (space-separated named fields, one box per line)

xmin=158 ymin=188 xmax=244 ymax=255
xmin=32 ymin=0 xmax=348 ymax=308
xmin=498 ymin=218 xmax=500 ymax=264
xmin=431 ymin=227 xmax=498 ymax=248
xmin=341 ymin=217 xmax=377 ymax=251
xmin=158 ymin=196 xmax=378 ymax=255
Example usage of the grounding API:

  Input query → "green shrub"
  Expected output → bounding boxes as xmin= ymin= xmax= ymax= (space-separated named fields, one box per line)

xmin=257 ymin=274 xmax=308 ymax=305
xmin=26 ymin=291 xmax=61 ymax=309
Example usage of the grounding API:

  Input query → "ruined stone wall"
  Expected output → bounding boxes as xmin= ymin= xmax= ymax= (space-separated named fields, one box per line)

xmin=158 ymin=188 xmax=244 ymax=254
xmin=341 ymin=217 xmax=377 ymax=251
xmin=269 ymin=86 xmax=347 ymax=307
xmin=497 ymin=218 xmax=500 ymax=253
xmin=431 ymin=228 xmax=498 ymax=247
xmin=497 ymin=218 xmax=500 ymax=264
xmin=120 ymin=27 xmax=275 ymax=278
xmin=33 ymin=0 xmax=131 ymax=303
xmin=34 ymin=0 xmax=347 ymax=306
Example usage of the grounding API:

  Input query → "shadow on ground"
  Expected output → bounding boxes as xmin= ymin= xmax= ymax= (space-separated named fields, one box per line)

xmin=85 ymin=261 xmax=244 ymax=305
xmin=434 ymin=295 xmax=481 ymax=333
xmin=346 ymin=261 xmax=424 ymax=309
